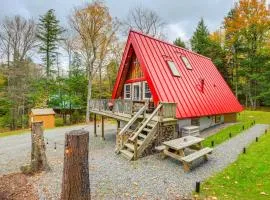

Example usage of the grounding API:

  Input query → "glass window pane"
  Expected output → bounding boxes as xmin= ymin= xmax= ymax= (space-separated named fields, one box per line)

xmin=144 ymin=82 xmax=152 ymax=99
xmin=167 ymin=60 xmax=181 ymax=77
xmin=181 ymin=56 xmax=192 ymax=70
xmin=133 ymin=85 xmax=140 ymax=100
xmin=124 ymin=84 xmax=131 ymax=99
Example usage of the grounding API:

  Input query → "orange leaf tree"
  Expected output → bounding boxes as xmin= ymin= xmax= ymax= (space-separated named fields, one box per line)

xmin=224 ymin=0 xmax=270 ymax=108
xmin=70 ymin=1 xmax=119 ymax=123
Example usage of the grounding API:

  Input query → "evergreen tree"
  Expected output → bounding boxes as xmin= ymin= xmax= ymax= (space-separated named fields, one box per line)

xmin=190 ymin=18 xmax=210 ymax=55
xmin=37 ymin=9 xmax=64 ymax=77
xmin=173 ymin=37 xmax=186 ymax=48
xmin=70 ymin=52 xmax=83 ymax=77
xmin=191 ymin=19 xmax=230 ymax=86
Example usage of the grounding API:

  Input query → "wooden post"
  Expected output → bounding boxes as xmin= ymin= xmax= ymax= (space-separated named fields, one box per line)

xmin=21 ymin=121 xmax=50 ymax=174
xmin=61 ymin=129 xmax=90 ymax=200
xmin=94 ymin=114 xmax=97 ymax=137
xmin=134 ymin=138 xmax=138 ymax=160
xmin=101 ymin=116 xmax=105 ymax=140
xmin=195 ymin=182 xmax=200 ymax=193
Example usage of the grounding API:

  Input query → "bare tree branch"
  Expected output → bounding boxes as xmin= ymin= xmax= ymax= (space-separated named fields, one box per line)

xmin=0 ymin=16 xmax=37 ymax=64
xmin=122 ymin=6 xmax=166 ymax=38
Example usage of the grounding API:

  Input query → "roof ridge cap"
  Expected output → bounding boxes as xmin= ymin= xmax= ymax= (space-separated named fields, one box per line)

xmin=129 ymin=29 xmax=211 ymax=60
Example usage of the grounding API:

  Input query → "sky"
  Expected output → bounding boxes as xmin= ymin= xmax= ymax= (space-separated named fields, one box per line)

xmin=0 ymin=0 xmax=242 ymax=67
xmin=0 ymin=0 xmax=239 ymax=42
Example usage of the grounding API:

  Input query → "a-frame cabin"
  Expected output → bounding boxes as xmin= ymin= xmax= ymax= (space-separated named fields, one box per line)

xmin=89 ymin=30 xmax=243 ymax=160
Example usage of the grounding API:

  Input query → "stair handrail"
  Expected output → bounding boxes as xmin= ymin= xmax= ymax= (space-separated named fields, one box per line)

xmin=130 ymin=103 xmax=163 ymax=141
xmin=118 ymin=104 xmax=147 ymax=136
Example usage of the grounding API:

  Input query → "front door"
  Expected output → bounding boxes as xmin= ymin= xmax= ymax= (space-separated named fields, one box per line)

xmin=132 ymin=82 xmax=141 ymax=101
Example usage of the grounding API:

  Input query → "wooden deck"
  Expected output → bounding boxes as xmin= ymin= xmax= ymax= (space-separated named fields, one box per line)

xmin=89 ymin=99 xmax=178 ymax=160
xmin=89 ymin=99 xmax=177 ymax=123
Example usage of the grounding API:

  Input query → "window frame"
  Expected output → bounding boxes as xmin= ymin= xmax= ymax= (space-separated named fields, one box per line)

xmin=124 ymin=83 xmax=132 ymax=99
xmin=167 ymin=60 xmax=181 ymax=77
xmin=181 ymin=55 xmax=192 ymax=70
xmin=142 ymin=81 xmax=152 ymax=100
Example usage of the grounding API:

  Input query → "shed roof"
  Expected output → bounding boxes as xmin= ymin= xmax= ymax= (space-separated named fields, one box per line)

xmin=31 ymin=108 xmax=55 ymax=116
xmin=112 ymin=30 xmax=243 ymax=119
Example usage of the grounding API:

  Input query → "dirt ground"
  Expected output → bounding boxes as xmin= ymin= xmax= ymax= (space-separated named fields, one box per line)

xmin=0 ymin=173 xmax=38 ymax=200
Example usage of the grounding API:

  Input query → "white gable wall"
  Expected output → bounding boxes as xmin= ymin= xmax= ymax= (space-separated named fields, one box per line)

xmin=177 ymin=115 xmax=225 ymax=134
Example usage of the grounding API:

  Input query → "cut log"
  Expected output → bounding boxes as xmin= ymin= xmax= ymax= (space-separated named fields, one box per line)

xmin=61 ymin=129 xmax=90 ymax=200
xmin=21 ymin=121 xmax=50 ymax=174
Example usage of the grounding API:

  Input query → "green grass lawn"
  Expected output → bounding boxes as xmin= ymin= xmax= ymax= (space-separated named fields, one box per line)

xmin=199 ymin=131 xmax=270 ymax=200
xmin=0 ymin=119 xmax=115 ymax=138
xmin=203 ymin=110 xmax=270 ymax=147
xmin=239 ymin=110 xmax=270 ymax=124
xmin=0 ymin=129 xmax=30 ymax=138
xmin=198 ymin=110 xmax=270 ymax=199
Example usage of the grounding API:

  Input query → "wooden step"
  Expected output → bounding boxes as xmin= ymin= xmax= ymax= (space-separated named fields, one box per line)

xmin=138 ymin=133 xmax=147 ymax=139
xmin=143 ymin=128 xmax=152 ymax=132
xmin=124 ymin=143 xmax=135 ymax=151
xmin=147 ymin=122 xmax=156 ymax=127
xmin=137 ymin=139 xmax=143 ymax=145
xmin=120 ymin=149 xmax=133 ymax=160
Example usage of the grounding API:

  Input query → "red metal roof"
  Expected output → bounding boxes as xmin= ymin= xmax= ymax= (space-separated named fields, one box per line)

xmin=112 ymin=30 xmax=243 ymax=119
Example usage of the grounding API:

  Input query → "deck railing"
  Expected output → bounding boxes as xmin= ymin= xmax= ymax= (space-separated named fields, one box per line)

xmin=89 ymin=99 xmax=177 ymax=119
xmin=89 ymin=99 xmax=145 ymax=115
xmin=158 ymin=102 xmax=177 ymax=119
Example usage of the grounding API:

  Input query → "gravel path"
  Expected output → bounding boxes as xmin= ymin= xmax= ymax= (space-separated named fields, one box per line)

xmin=0 ymin=123 xmax=268 ymax=199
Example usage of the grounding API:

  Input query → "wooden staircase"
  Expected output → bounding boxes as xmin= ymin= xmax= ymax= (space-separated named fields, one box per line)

xmin=119 ymin=104 xmax=162 ymax=160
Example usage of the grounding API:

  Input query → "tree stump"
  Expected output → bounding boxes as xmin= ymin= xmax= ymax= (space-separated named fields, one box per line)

xmin=61 ymin=129 xmax=90 ymax=200
xmin=21 ymin=121 xmax=50 ymax=174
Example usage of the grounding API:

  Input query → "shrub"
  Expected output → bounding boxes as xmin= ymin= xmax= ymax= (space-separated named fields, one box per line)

xmin=55 ymin=117 xmax=64 ymax=127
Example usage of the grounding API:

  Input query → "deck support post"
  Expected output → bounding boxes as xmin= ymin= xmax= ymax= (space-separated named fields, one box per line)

xmin=94 ymin=114 xmax=97 ymax=137
xmin=134 ymin=138 xmax=138 ymax=160
xmin=101 ymin=116 xmax=105 ymax=140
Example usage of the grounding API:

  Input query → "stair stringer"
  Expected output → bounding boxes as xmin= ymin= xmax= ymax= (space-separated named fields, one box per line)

xmin=136 ymin=122 xmax=159 ymax=158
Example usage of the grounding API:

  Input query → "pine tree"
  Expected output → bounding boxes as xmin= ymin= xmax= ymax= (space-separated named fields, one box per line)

xmin=70 ymin=52 xmax=83 ymax=77
xmin=190 ymin=18 xmax=210 ymax=55
xmin=37 ymin=9 xmax=64 ymax=77
xmin=173 ymin=37 xmax=186 ymax=48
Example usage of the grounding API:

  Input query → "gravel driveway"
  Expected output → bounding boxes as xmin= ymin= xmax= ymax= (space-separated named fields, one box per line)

xmin=0 ymin=123 xmax=268 ymax=199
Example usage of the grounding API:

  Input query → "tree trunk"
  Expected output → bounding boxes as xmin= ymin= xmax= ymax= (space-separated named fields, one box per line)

xmin=21 ymin=121 xmax=50 ymax=174
xmin=61 ymin=129 xmax=90 ymax=200
xmin=30 ymin=121 xmax=50 ymax=171
xmin=86 ymin=74 xmax=92 ymax=123
xmin=46 ymin=45 xmax=50 ymax=77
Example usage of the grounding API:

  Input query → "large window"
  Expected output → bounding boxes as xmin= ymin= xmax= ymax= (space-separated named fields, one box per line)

xmin=181 ymin=56 xmax=192 ymax=70
xmin=167 ymin=60 xmax=181 ymax=77
xmin=143 ymin=81 xmax=152 ymax=99
xmin=124 ymin=84 xmax=131 ymax=99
